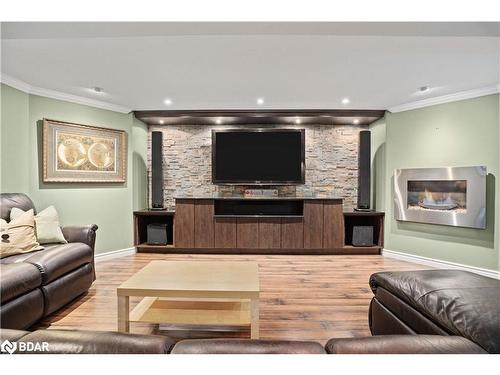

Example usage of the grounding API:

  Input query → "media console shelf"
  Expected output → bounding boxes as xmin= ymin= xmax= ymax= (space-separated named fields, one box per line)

xmin=214 ymin=199 xmax=304 ymax=217
xmin=133 ymin=210 xmax=175 ymax=252
xmin=343 ymin=211 xmax=385 ymax=252
xmin=134 ymin=196 xmax=384 ymax=255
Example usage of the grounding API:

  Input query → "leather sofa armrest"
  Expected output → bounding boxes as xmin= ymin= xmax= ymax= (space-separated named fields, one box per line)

xmin=325 ymin=335 xmax=487 ymax=354
xmin=62 ymin=225 xmax=98 ymax=250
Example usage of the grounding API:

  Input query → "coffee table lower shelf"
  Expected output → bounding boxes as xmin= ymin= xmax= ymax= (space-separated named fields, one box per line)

xmin=129 ymin=297 xmax=252 ymax=327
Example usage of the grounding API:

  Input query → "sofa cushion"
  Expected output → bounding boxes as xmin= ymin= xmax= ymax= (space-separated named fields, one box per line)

xmin=17 ymin=330 xmax=177 ymax=354
xmin=171 ymin=339 xmax=326 ymax=354
xmin=369 ymin=270 xmax=500 ymax=353
xmin=21 ymin=242 xmax=93 ymax=284
xmin=0 ymin=250 xmax=44 ymax=264
xmin=11 ymin=206 xmax=67 ymax=245
xmin=0 ymin=209 xmax=44 ymax=259
xmin=42 ymin=263 xmax=94 ymax=315
xmin=0 ymin=263 xmax=42 ymax=303
xmin=0 ymin=289 xmax=45 ymax=329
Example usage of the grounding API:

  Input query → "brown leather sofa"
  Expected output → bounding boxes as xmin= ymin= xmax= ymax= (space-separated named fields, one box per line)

xmin=0 ymin=328 xmax=486 ymax=354
xmin=367 ymin=269 xmax=500 ymax=354
xmin=0 ymin=193 xmax=98 ymax=330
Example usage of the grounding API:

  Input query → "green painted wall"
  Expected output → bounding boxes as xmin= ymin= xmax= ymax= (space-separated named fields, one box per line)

xmin=131 ymin=116 xmax=148 ymax=211
xmin=383 ymin=94 xmax=499 ymax=271
xmin=0 ymin=84 xmax=148 ymax=254
xmin=369 ymin=118 xmax=386 ymax=212
xmin=1 ymin=84 xmax=30 ymax=193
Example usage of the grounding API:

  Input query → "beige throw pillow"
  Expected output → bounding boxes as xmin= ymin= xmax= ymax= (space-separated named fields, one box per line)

xmin=11 ymin=206 xmax=67 ymax=244
xmin=0 ymin=209 xmax=43 ymax=258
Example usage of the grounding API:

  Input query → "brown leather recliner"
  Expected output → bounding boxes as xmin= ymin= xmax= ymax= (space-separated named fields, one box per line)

xmin=366 ymin=269 xmax=500 ymax=354
xmin=0 ymin=193 xmax=98 ymax=329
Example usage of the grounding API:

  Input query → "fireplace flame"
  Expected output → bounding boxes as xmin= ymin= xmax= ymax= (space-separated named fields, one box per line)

xmin=419 ymin=189 xmax=458 ymax=210
xmin=423 ymin=189 xmax=436 ymax=205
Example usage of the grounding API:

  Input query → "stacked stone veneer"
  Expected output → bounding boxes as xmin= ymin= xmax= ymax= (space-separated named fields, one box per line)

xmin=148 ymin=124 xmax=362 ymax=211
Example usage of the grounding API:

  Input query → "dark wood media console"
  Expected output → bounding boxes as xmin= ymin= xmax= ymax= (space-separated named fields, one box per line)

xmin=134 ymin=197 xmax=384 ymax=255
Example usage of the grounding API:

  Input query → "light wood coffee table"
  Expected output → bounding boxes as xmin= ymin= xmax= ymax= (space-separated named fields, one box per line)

xmin=117 ymin=260 xmax=260 ymax=338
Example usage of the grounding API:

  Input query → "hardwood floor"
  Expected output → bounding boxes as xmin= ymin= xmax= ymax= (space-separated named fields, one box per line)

xmin=36 ymin=253 xmax=428 ymax=344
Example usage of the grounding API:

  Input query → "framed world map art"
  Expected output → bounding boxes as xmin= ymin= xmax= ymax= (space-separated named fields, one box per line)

xmin=43 ymin=119 xmax=127 ymax=183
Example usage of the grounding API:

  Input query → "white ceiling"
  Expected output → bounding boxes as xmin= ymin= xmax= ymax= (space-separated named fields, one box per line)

xmin=1 ymin=22 xmax=499 ymax=112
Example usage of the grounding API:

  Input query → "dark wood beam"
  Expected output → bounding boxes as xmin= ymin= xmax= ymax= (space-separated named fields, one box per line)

xmin=134 ymin=109 xmax=385 ymax=126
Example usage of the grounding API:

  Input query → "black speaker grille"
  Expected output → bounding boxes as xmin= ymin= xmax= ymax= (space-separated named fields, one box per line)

xmin=151 ymin=131 xmax=164 ymax=208
xmin=357 ymin=130 xmax=371 ymax=209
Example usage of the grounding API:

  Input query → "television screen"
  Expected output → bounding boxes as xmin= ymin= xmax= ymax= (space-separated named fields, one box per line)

xmin=212 ymin=129 xmax=305 ymax=184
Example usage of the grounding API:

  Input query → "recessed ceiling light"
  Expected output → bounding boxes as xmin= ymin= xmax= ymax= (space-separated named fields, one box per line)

xmin=353 ymin=119 xmax=360 ymax=125
xmin=256 ymin=97 xmax=265 ymax=106
xmin=215 ymin=118 xmax=222 ymax=125
xmin=418 ymin=86 xmax=431 ymax=93
xmin=164 ymin=98 xmax=173 ymax=106
xmin=159 ymin=120 xmax=164 ymax=125
xmin=92 ymin=87 xmax=104 ymax=94
xmin=295 ymin=117 xmax=302 ymax=124
xmin=341 ymin=98 xmax=350 ymax=105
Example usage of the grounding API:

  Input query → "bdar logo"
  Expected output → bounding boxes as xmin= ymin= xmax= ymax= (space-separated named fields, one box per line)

xmin=1 ymin=340 xmax=17 ymax=354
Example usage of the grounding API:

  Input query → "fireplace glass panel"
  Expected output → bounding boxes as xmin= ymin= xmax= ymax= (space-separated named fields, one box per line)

xmin=407 ymin=180 xmax=467 ymax=212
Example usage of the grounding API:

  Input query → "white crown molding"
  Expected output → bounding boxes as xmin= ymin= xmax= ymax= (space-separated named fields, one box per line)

xmin=95 ymin=247 xmax=136 ymax=262
xmin=383 ymin=248 xmax=500 ymax=280
xmin=1 ymin=74 xmax=32 ymax=93
xmin=0 ymin=73 xmax=131 ymax=114
xmin=388 ymin=84 xmax=500 ymax=113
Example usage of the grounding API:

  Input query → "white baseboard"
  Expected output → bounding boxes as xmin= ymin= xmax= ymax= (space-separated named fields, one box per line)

xmin=382 ymin=248 xmax=500 ymax=279
xmin=95 ymin=247 xmax=136 ymax=262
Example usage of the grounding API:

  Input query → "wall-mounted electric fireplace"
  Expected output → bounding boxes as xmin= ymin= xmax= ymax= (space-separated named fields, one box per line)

xmin=394 ymin=166 xmax=486 ymax=229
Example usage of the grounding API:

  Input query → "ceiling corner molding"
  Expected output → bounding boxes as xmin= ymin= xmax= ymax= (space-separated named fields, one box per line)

xmin=0 ymin=73 xmax=131 ymax=114
xmin=388 ymin=85 xmax=500 ymax=113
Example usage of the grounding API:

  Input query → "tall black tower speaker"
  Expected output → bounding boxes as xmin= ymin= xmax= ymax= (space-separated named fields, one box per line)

xmin=151 ymin=131 xmax=164 ymax=209
xmin=356 ymin=130 xmax=371 ymax=210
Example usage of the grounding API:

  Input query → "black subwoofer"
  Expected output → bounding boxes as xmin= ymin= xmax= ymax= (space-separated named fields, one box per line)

xmin=151 ymin=131 xmax=164 ymax=209
xmin=352 ymin=226 xmax=374 ymax=247
xmin=147 ymin=223 xmax=168 ymax=245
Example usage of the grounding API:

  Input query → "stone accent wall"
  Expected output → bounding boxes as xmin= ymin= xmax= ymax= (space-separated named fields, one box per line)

xmin=148 ymin=124 xmax=362 ymax=211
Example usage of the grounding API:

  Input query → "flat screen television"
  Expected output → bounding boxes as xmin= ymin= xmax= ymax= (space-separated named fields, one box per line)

xmin=212 ymin=129 xmax=305 ymax=185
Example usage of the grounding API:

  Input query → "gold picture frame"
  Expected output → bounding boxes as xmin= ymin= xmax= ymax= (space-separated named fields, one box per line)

xmin=43 ymin=119 xmax=127 ymax=183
